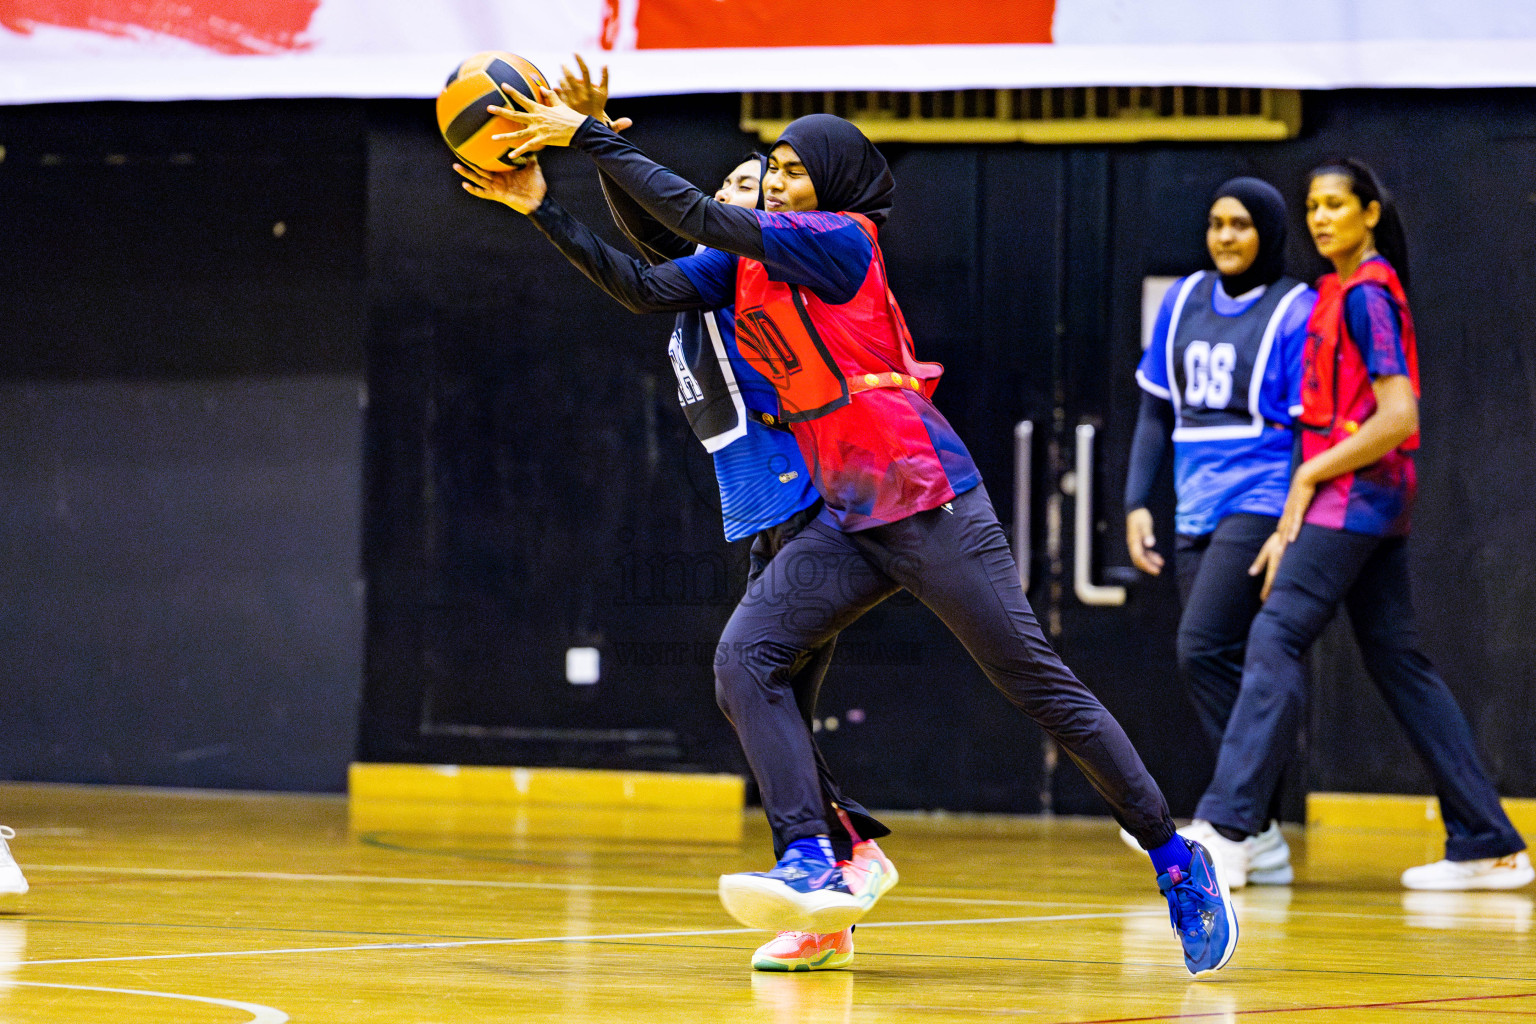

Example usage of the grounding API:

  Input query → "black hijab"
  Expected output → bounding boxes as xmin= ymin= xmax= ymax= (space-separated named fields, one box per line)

xmin=1210 ymin=176 xmax=1288 ymax=297
xmin=774 ymin=114 xmax=894 ymax=225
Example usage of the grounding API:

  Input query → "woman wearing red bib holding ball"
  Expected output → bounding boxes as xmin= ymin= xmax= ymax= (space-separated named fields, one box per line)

xmin=468 ymin=79 xmax=1238 ymax=975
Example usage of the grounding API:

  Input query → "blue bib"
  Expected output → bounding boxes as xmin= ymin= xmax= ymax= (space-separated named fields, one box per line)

xmin=1161 ymin=272 xmax=1311 ymax=535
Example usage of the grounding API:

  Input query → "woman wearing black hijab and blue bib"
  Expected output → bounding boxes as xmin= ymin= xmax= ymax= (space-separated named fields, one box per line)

xmin=476 ymin=90 xmax=1238 ymax=977
xmin=1121 ymin=178 xmax=1315 ymax=888
xmin=458 ymin=65 xmax=898 ymax=973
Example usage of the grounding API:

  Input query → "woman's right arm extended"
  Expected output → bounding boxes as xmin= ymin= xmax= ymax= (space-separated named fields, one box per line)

xmin=549 ymin=58 xmax=692 ymax=267
xmin=596 ymin=169 xmax=697 ymax=266
xmin=486 ymin=85 xmax=766 ymax=259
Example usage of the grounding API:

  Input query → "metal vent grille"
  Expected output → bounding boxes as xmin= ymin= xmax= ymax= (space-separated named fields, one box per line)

xmin=742 ymin=88 xmax=1301 ymax=144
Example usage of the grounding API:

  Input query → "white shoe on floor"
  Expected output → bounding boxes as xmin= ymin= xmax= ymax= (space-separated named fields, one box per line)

xmin=1177 ymin=821 xmax=1250 ymax=890
xmin=1401 ymin=851 xmax=1534 ymax=891
xmin=0 ymin=827 xmax=28 ymax=895
xmin=1242 ymin=820 xmax=1294 ymax=885
xmin=1119 ymin=819 xmax=1293 ymax=889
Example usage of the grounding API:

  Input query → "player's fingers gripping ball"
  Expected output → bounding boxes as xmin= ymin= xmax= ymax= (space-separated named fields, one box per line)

xmin=437 ymin=51 xmax=550 ymax=171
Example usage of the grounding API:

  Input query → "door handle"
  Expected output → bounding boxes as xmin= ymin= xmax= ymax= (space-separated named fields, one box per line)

xmin=1012 ymin=420 xmax=1032 ymax=593
xmin=1072 ymin=423 xmax=1127 ymax=607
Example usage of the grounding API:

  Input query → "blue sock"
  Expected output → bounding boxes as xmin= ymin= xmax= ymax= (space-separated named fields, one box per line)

xmin=787 ymin=836 xmax=835 ymax=865
xmin=1148 ymin=834 xmax=1194 ymax=877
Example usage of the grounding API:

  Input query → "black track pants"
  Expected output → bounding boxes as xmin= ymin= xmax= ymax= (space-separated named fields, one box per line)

xmin=716 ymin=484 xmax=1177 ymax=851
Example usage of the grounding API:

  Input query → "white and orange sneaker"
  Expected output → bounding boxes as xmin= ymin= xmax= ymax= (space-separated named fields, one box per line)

xmin=751 ymin=928 xmax=854 ymax=972
xmin=838 ymin=839 xmax=898 ymax=910
xmin=1401 ymin=851 xmax=1534 ymax=891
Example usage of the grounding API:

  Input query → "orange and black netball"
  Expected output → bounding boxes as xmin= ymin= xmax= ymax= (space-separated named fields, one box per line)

xmin=436 ymin=51 xmax=550 ymax=171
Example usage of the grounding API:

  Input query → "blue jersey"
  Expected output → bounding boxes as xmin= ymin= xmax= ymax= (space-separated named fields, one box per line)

xmin=1136 ymin=272 xmax=1316 ymax=536
xmin=670 ymin=304 xmax=818 ymax=542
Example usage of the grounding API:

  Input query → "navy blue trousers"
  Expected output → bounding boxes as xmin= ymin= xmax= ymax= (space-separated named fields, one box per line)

xmin=716 ymin=484 xmax=1178 ymax=851
xmin=1196 ymin=524 xmax=1525 ymax=860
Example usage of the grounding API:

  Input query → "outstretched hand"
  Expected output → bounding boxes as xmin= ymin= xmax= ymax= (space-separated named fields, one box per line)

xmin=454 ymin=158 xmax=546 ymax=215
xmin=489 ymin=84 xmax=589 ymax=159
xmin=556 ymin=54 xmax=633 ymax=132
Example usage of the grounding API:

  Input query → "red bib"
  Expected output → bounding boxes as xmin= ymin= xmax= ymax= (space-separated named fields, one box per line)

xmin=733 ymin=212 xmax=942 ymax=422
xmin=1300 ymin=258 xmax=1420 ymax=452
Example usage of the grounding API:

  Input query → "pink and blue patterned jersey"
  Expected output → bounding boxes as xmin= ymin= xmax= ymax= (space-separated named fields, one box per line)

xmin=1136 ymin=272 xmax=1315 ymax=536
xmin=1300 ymin=257 xmax=1419 ymax=537
xmin=675 ymin=210 xmax=979 ymax=531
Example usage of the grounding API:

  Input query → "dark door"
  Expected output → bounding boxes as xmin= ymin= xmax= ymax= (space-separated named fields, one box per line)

xmin=990 ymin=148 xmax=1209 ymax=818
xmin=872 ymin=145 xmax=1206 ymax=817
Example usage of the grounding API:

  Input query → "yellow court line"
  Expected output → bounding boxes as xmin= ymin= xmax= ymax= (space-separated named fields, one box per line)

xmin=348 ymin=763 xmax=744 ymax=811
xmin=27 ymin=863 xmax=719 ymax=896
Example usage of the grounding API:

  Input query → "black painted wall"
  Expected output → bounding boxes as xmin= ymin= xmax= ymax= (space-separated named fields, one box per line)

xmin=2 ymin=89 xmax=1532 ymax=809
xmin=356 ymin=96 xmax=1047 ymax=811
xmin=0 ymin=101 xmax=367 ymax=791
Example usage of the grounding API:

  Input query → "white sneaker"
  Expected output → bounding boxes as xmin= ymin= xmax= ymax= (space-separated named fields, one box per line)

xmin=1119 ymin=819 xmax=1292 ymax=890
xmin=0 ymin=828 xmax=28 ymax=896
xmin=1177 ymin=821 xmax=1249 ymax=890
xmin=1243 ymin=820 xmax=1294 ymax=885
xmin=1401 ymin=851 xmax=1534 ymax=891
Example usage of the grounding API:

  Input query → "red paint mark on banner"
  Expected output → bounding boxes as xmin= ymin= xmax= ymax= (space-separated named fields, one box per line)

xmin=0 ymin=0 xmax=320 ymax=55
xmin=600 ymin=0 xmax=621 ymax=49
xmin=634 ymin=0 xmax=1055 ymax=48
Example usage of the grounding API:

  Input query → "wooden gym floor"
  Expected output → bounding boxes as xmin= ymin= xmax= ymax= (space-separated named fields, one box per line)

xmin=0 ymin=781 xmax=1531 ymax=1023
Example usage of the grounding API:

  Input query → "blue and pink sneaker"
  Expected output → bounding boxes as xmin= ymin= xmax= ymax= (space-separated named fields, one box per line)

xmin=719 ymin=839 xmax=866 ymax=933
xmin=1159 ymin=838 xmax=1239 ymax=977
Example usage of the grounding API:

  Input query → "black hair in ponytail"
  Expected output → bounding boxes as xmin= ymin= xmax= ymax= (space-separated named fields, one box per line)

xmin=1308 ymin=158 xmax=1410 ymax=293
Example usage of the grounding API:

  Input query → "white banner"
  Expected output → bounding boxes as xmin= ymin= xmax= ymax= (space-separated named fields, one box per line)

xmin=2 ymin=0 xmax=1535 ymax=104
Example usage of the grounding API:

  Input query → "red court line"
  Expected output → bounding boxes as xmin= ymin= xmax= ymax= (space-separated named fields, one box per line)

xmin=1067 ymin=990 xmax=1536 ymax=1023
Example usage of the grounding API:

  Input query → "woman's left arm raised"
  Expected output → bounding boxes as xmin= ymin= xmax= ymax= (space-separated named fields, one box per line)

xmin=491 ymin=86 xmax=767 ymax=260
